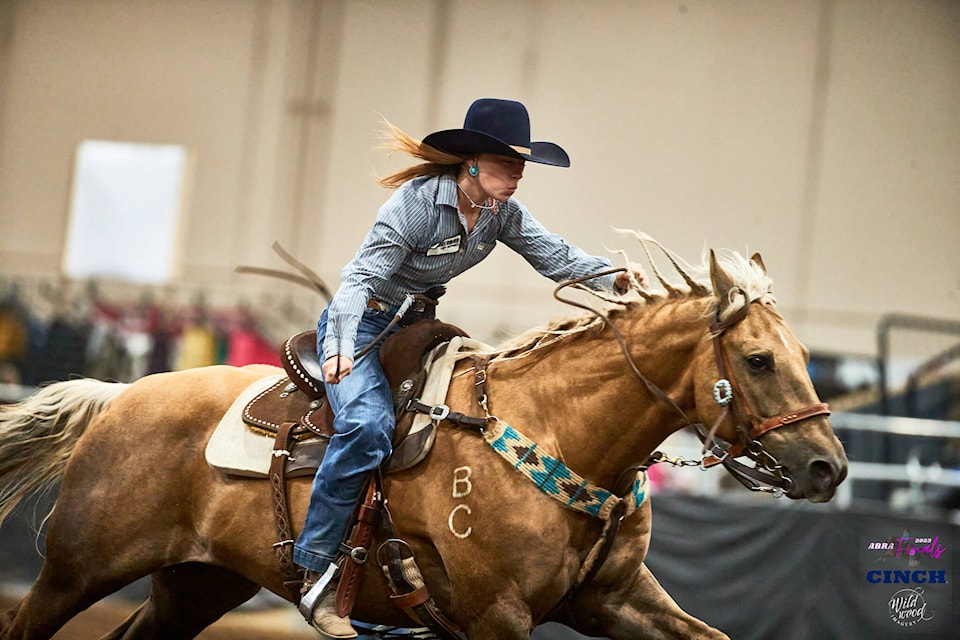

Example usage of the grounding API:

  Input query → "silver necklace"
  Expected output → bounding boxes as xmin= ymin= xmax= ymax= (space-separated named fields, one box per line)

xmin=457 ymin=183 xmax=496 ymax=211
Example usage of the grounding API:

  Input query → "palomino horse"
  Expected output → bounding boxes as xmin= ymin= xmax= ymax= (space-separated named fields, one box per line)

xmin=0 ymin=236 xmax=846 ymax=639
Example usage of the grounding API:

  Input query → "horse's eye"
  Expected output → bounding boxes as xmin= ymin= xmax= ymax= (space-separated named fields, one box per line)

xmin=747 ymin=355 xmax=770 ymax=371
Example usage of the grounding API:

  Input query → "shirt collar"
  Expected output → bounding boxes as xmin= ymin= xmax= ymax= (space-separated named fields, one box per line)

xmin=437 ymin=174 xmax=459 ymax=210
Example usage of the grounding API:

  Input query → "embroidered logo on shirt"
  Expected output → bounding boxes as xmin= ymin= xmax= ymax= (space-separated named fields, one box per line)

xmin=426 ymin=235 xmax=461 ymax=256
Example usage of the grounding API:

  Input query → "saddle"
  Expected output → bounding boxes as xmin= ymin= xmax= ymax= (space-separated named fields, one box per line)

xmin=242 ymin=318 xmax=469 ymax=472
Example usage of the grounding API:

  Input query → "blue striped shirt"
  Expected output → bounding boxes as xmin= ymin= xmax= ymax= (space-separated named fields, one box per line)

xmin=322 ymin=173 xmax=616 ymax=359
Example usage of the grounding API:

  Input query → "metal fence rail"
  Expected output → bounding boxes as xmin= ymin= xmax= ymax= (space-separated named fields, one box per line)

xmin=877 ymin=313 xmax=960 ymax=416
xmin=832 ymin=412 xmax=960 ymax=438
xmin=832 ymin=412 xmax=960 ymax=509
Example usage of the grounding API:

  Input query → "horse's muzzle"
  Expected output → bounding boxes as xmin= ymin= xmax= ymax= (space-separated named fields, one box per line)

xmin=797 ymin=456 xmax=848 ymax=502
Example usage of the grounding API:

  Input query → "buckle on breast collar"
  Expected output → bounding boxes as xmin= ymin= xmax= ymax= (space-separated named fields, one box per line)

xmin=700 ymin=441 xmax=731 ymax=469
xmin=428 ymin=404 xmax=450 ymax=421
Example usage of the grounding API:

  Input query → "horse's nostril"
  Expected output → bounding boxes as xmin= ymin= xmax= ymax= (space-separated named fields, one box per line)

xmin=809 ymin=459 xmax=836 ymax=491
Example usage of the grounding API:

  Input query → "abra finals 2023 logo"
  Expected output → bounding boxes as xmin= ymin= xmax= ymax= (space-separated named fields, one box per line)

xmin=863 ymin=530 xmax=950 ymax=631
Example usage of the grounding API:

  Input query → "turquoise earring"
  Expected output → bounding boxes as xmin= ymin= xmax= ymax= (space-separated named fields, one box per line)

xmin=468 ymin=165 xmax=479 ymax=177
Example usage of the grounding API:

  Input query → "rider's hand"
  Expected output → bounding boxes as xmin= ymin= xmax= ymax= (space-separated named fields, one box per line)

xmin=322 ymin=355 xmax=353 ymax=384
xmin=615 ymin=261 xmax=648 ymax=291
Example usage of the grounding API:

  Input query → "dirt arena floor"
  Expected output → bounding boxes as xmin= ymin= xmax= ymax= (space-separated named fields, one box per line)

xmin=0 ymin=593 xmax=316 ymax=640
xmin=0 ymin=592 xmax=585 ymax=639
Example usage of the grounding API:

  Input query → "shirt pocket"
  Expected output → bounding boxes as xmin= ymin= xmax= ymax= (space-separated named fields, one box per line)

xmin=420 ymin=253 xmax=463 ymax=282
xmin=461 ymin=237 xmax=496 ymax=270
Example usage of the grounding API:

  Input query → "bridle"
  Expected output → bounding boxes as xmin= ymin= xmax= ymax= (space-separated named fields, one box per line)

xmin=698 ymin=292 xmax=830 ymax=496
xmin=553 ymin=270 xmax=830 ymax=498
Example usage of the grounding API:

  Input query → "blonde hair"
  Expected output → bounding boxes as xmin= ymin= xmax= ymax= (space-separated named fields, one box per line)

xmin=376 ymin=118 xmax=467 ymax=189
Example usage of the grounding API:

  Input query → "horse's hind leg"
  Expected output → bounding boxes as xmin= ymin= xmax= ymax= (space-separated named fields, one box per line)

xmin=99 ymin=563 xmax=261 ymax=640
xmin=0 ymin=605 xmax=21 ymax=638
xmin=0 ymin=561 xmax=130 ymax=640
xmin=1 ymin=498 xmax=172 ymax=639
xmin=1 ymin=546 xmax=142 ymax=640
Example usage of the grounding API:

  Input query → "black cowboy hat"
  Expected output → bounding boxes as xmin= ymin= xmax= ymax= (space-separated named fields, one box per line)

xmin=422 ymin=98 xmax=570 ymax=167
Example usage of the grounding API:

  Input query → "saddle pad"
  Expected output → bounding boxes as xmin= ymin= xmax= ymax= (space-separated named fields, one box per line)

xmin=206 ymin=374 xmax=326 ymax=478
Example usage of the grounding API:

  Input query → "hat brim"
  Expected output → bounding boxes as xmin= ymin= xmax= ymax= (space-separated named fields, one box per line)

xmin=422 ymin=129 xmax=570 ymax=168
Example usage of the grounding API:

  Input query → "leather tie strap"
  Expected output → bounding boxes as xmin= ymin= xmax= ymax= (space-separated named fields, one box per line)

xmin=336 ymin=478 xmax=381 ymax=617
xmin=269 ymin=421 xmax=304 ymax=601
xmin=390 ymin=585 xmax=431 ymax=609
xmin=472 ymin=356 xmax=492 ymax=414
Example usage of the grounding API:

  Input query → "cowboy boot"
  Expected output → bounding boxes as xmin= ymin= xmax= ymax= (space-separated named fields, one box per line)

xmin=299 ymin=562 xmax=357 ymax=640
xmin=310 ymin=588 xmax=357 ymax=639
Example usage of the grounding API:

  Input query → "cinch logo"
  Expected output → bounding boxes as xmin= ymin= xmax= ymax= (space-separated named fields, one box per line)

xmin=866 ymin=570 xmax=948 ymax=584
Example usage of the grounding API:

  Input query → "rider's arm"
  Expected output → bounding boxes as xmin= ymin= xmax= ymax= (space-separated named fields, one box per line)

xmin=496 ymin=200 xmax=618 ymax=290
xmin=321 ymin=187 xmax=427 ymax=363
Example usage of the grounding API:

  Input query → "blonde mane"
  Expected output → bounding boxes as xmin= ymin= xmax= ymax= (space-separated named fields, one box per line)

xmin=488 ymin=231 xmax=775 ymax=362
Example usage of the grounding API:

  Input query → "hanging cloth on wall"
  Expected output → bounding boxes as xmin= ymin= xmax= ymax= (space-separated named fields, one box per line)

xmin=174 ymin=323 xmax=218 ymax=370
xmin=0 ymin=306 xmax=28 ymax=365
xmin=224 ymin=328 xmax=280 ymax=367
xmin=30 ymin=318 xmax=91 ymax=384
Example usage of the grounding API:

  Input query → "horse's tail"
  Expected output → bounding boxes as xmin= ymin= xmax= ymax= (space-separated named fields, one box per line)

xmin=0 ymin=378 xmax=129 ymax=527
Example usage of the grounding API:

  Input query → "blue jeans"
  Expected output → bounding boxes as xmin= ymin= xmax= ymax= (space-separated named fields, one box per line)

xmin=293 ymin=306 xmax=398 ymax=571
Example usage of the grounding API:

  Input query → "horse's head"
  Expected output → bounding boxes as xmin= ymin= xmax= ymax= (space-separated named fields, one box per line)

xmin=693 ymin=250 xmax=847 ymax=502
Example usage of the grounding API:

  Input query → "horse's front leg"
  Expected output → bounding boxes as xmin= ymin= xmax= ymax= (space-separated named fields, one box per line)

xmin=460 ymin=590 xmax=535 ymax=640
xmin=549 ymin=497 xmax=728 ymax=640
xmin=565 ymin=562 xmax=730 ymax=640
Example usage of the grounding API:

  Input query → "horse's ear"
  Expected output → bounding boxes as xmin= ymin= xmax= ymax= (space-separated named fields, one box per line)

xmin=709 ymin=249 xmax=738 ymax=314
xmin=750 ymin=252 xmax=767 ymax=275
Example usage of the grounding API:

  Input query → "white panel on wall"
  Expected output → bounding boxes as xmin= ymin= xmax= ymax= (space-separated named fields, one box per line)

xmin=63 ymin=140 xmax=189 ymax=285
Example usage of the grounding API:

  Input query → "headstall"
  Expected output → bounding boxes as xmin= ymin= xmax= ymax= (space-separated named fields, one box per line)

xmin=698 ymin=292 xmax=830 ymax=496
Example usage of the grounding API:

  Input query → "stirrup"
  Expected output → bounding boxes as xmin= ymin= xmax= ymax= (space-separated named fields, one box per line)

xmin=298 ymin=561 xmax=339 ymax=621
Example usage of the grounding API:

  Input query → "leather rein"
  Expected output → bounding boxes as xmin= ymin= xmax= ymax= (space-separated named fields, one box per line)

xmin=553 ymin=269 xmax=830 ymax=497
